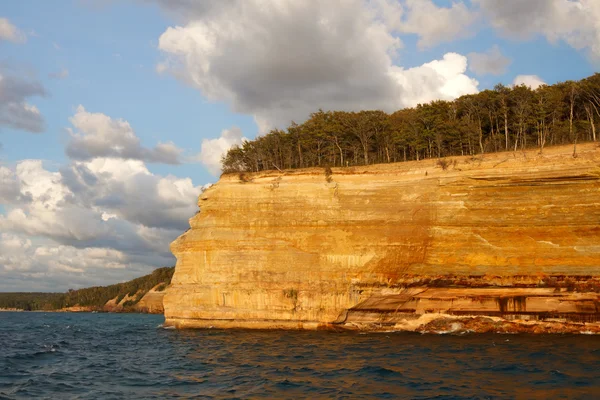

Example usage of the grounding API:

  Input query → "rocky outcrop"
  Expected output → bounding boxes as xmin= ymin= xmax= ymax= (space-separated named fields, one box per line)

xmin=134 ymin=285 xmax=167 ymax=314
xmin=59 ymin=287 xmax=168 ymax=314
xmin=164 ymin=143 xmax=600 ymax=332
xmin=102 ymin=292 xmax=140 ymax=312
xmin=101 ymin=286 xmax=167 ymax=314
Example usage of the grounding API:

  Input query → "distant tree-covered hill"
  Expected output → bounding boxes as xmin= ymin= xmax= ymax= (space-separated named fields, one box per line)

xmin=0 ymin=267 xmax=175 ymax=312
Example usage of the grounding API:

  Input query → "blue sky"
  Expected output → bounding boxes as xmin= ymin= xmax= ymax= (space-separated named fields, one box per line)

xmin=1 ymin=0 xmax=599 ymax=291
xmin=1 ymin=0 xmax=255 ymax=183
xmin=1 ymin=0 xmax=596 ymax=181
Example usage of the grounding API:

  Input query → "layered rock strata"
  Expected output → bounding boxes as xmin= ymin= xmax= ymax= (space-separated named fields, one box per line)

xmin=164 ymin=144 xmax=600 ymax=332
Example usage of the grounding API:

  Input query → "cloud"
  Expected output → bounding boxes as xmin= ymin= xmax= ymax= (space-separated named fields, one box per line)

xmin=0 ymin=17 xmax=26 ymax=43
xmin=393 ymin=53 xmax=479 ymax=106
xmin=0 ymin=232 xmax=165 ymax=291
xmin=468 ymin=45 xmax=512 ymax=76
xmin=48 ymin=68 xmax=69 ymax=80
xmin=61 ymin=157 xmax=200 ymax=230
xmin=475 ymin=0 xmax=600 ymax=59
xmin=0 ymin=67 xmax=46 ymax=133
xmin=0 ymin=156 xmax=203 ymax=291
xmin=144 ymin=0 xmax=233 ymax=22
xmin=197 ymin=126 xmax=246 ymax=175
xmin=1 ymin=104 xmax=204 ymax=290
xmin=513 ymin=75 xmax=546 ymax=90
xmin=66 ymin=105 xmax=183 ymax=164
xmin=390 ymin=0 xmax=478 ymax=49
xmin=156 ymin=0 xmax=479 ymax=132
xmin=0 ymin=166 xmax=30 ymax=205
xmin=0 ymin=158 xmax=201 ymax=237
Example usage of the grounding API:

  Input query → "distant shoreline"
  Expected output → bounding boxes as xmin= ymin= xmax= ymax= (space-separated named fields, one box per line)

xmin=0 ymin=267 xmax=172 ymax=315
xmin=0 ymin=308 xmax=158 ymax=314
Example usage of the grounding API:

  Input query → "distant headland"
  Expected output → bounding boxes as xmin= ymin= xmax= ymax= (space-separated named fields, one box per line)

xmin=0 ymin=267 xmax=174 ymax=314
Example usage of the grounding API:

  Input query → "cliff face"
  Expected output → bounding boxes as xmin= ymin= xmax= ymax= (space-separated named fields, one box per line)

xmin=103 ymin=286 xmax=167 ymax=314
xmin=134 ymin=285 xmax=167 ymax=314
xmin=164 ymin=144 xmax=600 ymax=332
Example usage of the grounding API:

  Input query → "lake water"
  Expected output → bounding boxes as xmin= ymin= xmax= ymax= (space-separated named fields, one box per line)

xmin=1 ymin=312 xmax=599 ymax=399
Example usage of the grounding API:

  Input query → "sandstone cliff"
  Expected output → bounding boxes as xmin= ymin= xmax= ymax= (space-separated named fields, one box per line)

xmin=62 ymin=287 xmax=166 ymax=314
xmin=103 ymin=285 xmax=167 ymax=313
xmin=134 ymin=285 xmax=167 ymax=314
xmin=164 ymin=143 xmax=600 ymax=332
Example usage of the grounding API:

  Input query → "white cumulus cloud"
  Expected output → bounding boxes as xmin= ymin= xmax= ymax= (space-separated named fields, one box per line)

xmin=390 ymin=0 xmax=478 ymax=49
xmin=0 ymin=157 xmax=203 ymax=290
xmin=66 ymin=105 xmax=183 ymax=164
xmin=197 ymin=126 xmax=247 ymax=176
xmin=513 ymin=74 xmax=546 ymax=90
xmin=0 ymin=231 xmax=159 ymax=291
xmin=156 ymin=0 xmax=480 ymax=132
xmin=392 ymin=53 xmax=479 ymax=107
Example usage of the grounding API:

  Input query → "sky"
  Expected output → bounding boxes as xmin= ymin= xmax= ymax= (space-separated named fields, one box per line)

xmin=0 ymin=0 xmax=598 ymax=291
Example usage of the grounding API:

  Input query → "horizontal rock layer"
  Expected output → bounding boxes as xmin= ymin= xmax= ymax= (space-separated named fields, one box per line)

xmin=164 ymin=144 xmax=600 ymax=332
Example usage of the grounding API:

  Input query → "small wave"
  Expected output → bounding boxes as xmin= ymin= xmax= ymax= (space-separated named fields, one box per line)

xmin=433 ymin=322 xmax=468 ymax=335
xmin=39 ymin=346 xmax=58 ymax=355
xmin=9 ymin=347 xmax=60 ymax=361
xmin=274 ymin=379 xmax=303 ymax=389
xmin=550 ymin=369 xmax=569 ymax=379
xmin=357 ymin=366 xmax=402 ymax=378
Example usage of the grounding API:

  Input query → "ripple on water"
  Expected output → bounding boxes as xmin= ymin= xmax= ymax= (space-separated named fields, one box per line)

xmin=1 ymin=313 xmax=600 ymax=398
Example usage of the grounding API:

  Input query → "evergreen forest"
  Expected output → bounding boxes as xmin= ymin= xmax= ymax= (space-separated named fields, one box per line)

xmin=0 ymin=266 xmax=174 ymax=311
xmin=222 ymin=74 xmax=600 ymax=173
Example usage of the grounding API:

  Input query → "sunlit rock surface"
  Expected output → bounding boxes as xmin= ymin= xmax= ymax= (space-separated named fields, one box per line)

xmin=134 ymin=285 xmax=166 ymax=314
xmin=164 ymin=143 xmax=600 ymax=332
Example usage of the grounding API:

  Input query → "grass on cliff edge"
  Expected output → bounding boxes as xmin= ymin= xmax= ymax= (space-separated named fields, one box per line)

xmin=0 ymin=266 xmax=174 ymax=311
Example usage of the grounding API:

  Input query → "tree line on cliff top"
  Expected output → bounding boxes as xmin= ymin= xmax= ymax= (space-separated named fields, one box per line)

xmin=222 ymin=73 xmax=600 ymax=173
xmin=0 ymin=267 xmax=174 ymax=311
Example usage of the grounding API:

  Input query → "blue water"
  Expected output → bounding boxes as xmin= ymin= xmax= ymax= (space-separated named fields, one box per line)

xmin=1 ymin=312 xmax=599 ymax=399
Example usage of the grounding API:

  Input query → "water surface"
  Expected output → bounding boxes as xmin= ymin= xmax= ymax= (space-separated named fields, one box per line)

xmin=1 ymin=312 xmax=599 ymax=399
